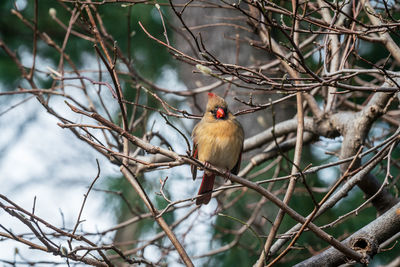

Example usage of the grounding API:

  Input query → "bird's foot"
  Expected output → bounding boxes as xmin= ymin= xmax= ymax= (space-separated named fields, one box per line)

xmin=203 ymin=161 xmax=212 ymax=169
xmin=223 ymin=169 xmax=232 ymax=182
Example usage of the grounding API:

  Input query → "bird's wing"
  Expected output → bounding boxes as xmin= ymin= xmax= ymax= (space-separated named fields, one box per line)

xmin=191 ymin=142 xmax=198 ymax=180
xmin=230 ymin=146 xmax=243 ymax=175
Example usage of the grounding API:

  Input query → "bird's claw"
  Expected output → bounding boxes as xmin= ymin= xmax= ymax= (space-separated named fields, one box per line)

xmin=224 ymin=169 xmax=232 ymax=182
xmin=203 ymin=162 xmax=231 ymax=182
xmin=203 ymin=161 xmax=211 ymax=169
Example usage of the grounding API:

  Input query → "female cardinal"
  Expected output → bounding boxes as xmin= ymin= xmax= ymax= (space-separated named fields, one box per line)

xmin=191 ymin=93 xmax=244 ymax=205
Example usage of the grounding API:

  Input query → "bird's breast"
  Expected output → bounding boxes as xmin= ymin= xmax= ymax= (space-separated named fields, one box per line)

xmin=194 ymin=119 xmax=243 ymax=170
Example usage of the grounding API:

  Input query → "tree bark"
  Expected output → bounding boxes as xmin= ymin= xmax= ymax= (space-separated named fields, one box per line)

xmin=294 ymin=202 xmax=400 ymax=266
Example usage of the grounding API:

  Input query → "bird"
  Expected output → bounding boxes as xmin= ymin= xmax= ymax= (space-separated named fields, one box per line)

xmin=191 ymin=93 xmax=244 ymax=205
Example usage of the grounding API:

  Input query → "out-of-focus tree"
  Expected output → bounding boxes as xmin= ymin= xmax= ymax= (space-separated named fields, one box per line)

xmin=0 ymin=0 xmax=399 ymax=266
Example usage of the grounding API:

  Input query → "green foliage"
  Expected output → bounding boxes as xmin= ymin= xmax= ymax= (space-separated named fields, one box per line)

xmin=209 ymin=141 xmax=400 ymax=266
xmin=0 ymin=0 xmax=171 ymax=87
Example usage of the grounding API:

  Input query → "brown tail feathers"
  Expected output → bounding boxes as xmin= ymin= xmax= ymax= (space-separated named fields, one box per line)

xmin=196 ymin=173 xmax=215 ymax=205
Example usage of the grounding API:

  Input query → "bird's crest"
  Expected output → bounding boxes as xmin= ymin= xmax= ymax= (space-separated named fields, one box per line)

xmin=206 ymin=93 xmax=227 ymax=112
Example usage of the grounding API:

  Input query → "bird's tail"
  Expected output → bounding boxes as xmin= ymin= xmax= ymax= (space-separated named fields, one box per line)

xmin=196 ymin=173 xmax=215 ymax=205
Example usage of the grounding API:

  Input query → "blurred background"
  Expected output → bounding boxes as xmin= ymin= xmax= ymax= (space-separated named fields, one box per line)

xmin=0 ymin=0 xmax=399 ymax=266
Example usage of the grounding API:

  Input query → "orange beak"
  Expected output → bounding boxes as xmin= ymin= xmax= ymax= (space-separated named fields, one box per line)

xmin=216 ymin=107 xmax=225 ymax=119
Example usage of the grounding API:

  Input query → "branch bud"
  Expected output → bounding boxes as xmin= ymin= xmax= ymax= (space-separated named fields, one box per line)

xmin=196 ymin=64 xmax=212 ymax=75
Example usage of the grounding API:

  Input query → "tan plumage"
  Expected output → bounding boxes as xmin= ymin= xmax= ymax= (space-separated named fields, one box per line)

xmin=191 ymin=93 xmax=244 ymax=205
